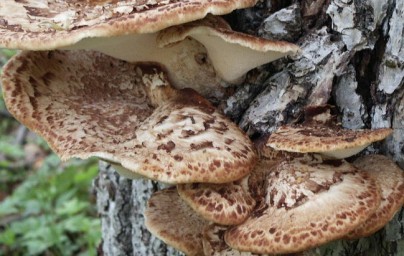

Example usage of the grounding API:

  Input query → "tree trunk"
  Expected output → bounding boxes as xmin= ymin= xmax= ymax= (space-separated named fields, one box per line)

xmin=94 ymin=0 xmax=404 ymax=255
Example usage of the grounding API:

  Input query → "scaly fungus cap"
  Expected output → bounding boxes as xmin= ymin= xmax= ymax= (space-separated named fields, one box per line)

xmin=145 ymin=187 xmax=209 ymax=256
xmin=1 ymin=50 xmax=257 ymax=184
xmin=225 ymin=157 xmax=381 ymax=254
xmin=0 ymin=2 xmax=301 ymax=99
xmin=0 ymin=0 xmax=258 ymax=50
xmin=347 ymin=154 xmax=404 ymax=239
xmin=266 ymin=106 xmax=393 ymax=159
xmin=177 ymin=176 xmax=256 ymax=225
xmin=203 ymin=224 xmax=271 ymax=256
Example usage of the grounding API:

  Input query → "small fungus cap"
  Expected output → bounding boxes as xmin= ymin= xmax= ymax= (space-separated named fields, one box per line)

xmin=0 ymin=0 xmax=258 ymax=50
xmin=225 ymin=158 xmax=381 ymax=254
xmin=347 ymin=154 xmax=404 ymax=239
xmin=145 ymin=187 xmax=209 ymax=256
xmin=177 ymin=176 xmax=256 ymax=225
xmin=203 ymin=224 xmax=270 ymax=256
xmin=1 ymin=50 xmax=257 ymax=184
xmin=266 ymin=106 xmax=393 ymax=159
xmin=266 ymin=125 xmax=392 ymax=159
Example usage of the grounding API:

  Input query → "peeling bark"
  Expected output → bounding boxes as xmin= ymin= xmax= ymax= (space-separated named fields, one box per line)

xmin=94 ymin=1 xmax=403 ymax=255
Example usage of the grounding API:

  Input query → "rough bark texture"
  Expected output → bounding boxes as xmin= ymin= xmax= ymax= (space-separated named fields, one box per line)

xmin=94 ymin=0 xmax=403 ymax=255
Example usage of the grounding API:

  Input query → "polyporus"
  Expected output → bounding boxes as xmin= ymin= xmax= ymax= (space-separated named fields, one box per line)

xmin=202 ymin=224 xmax=309 ymax=256
xmin=224 ymin=157 xmax=381 ymax=254
xmin=177 ymin=176 xmax=256 ymax=225
xmin=145 ymin=187 xmax=209 ymax=256
xmin=175 ymin=141 xmax=299 ymax=226
xmin=157 ymin=15 xmax=301 ymax=85
xmin=0 ymin=1 xmax=300 ymax=99
xmin=1 ymin=50 xmax=257 ymax=184
xmin=203 ymin=224 xmax=269 ymax=256
xmin=0 ymin=0 xmax=259 ymax=48
xmin=266 ymin=106 xmax=393 ymax=159
xmin=346 ymin=154 xmax=404 ymax=239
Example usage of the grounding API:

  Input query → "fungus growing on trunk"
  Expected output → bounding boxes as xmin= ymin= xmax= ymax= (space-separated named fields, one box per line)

xmin=203 ymin=224 xmax=271 ymax=256
xmin=145 ymin=187 xmax=209 ymax=256
xmin=346 ymin=154 xmax=404 ymax=239
xmin=224 ymin=157 xmax=381 ymax=254
xmin=1 ymin=50 xmax=257 ymax=184
xmin=0 ymin=0 xmax=259 ymax=48
xmin=266 ymin=105 xmax=393 ymax=159
xmin=177 ymin=176 xmax=256 ymax=225
xmin=0 ymin=1 xmax=300 ymax=99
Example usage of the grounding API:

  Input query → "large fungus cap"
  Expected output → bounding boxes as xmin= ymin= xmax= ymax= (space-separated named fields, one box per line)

xmin=266 ymin=106 xmax=393 ymax=159
xmin=2 ymin=50 xmax=257 ymax=184
xmin=347 ymin=154 xmax=404 ymax=239
xmin=145 ymin=187 xmax=209 ymax=256
xmin=225 ymin=157 xmax=381 ymax=254
xmin=0 ymin=0 xmax=258 ymax=50
xmin=0 ymin=1 xmax=301 ymax=99
xmin=177 ymin=176 xmax=256 ymax=225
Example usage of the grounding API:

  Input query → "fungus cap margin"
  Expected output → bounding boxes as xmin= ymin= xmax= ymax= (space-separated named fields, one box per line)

xmin=1 ymin=50 xmax=257 ymax=184
xmin=224 ymin=158 xmax=381 ymax=254
xmin=346 ymin=154 xmax=404 ymax=239
xmin=0 ymin=0 xmax=258 ymax=50
xmin=145 ymin=187 xmax=209 ymax=256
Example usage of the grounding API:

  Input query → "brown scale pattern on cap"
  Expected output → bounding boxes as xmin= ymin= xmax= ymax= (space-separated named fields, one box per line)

xmin=203 ymin=224 xmax=271 ymax=256
xmin=224 ymin=158 xmax=381 ymax=254
xmin=177 ymin=176 xmax=256 ymax=225
xmin=0 ymin=0 xmax=258 ymax=50
xmin=145 ymin=188 xmax=209 ymax=256
xmin=2 ymin=50 xmax=256 ymax=184
xmin=266 ymin=124 xmax=392 ymax=156
xmin=202 ymin=224 xmax=306 ymax=256
xmin=1 ymin=50 xmax=167 ymax=159
xmin=129 ymin=88 xmax=257 ymax=183
xmin=346 ymin=154 xmax=404 ymax=239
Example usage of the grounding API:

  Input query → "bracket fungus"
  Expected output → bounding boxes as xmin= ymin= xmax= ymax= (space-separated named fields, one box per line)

xmin=203 ymin=224 xmax=270 ymax=256
xmin=177 ymin=176 xmax=256 ymax=225
xmin=145 ymin=187 xmax=209 ymax=256
xmin=266 ymin=106 xmax=393 ymax=159
xmin=346 ymin=154 xmax=404 ymax=239
xmin=0 ymin=0 xmax=259 ymax=49
xmin=1 ymin=50 xmax=257 ymax=184
xmin=224 ymin=157 xmax=381 ymax=254
xmin=0 ymin=1 xmax=300 ymax=99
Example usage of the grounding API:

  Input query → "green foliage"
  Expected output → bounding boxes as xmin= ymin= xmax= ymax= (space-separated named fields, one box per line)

xmin=0 ymin=48 xmax=100 ymax=256
xmin=0 ymin=156 xmax=101 ymax=256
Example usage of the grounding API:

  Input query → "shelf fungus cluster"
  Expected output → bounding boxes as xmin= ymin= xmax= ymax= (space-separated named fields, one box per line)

xmin=0 ymin=0 xmax=303 ymax=182
xmin=144 ymin=107 xmax=403 ymax=255
xmin=0 ymin=1 xmax=402 ymax=256
xmin=0 ymin=0 xmax=300 ymax=100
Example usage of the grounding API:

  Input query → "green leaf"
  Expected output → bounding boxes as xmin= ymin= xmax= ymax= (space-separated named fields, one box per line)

xmin=56 ymin=198 xmax=89 ymax=216
xmin=0 ymin=228 xmax=16 ymax=246
xmin=0 ymin=141 xmax=24 ymax=158
xmin=0 ymin=198 xmax=18 ymax=215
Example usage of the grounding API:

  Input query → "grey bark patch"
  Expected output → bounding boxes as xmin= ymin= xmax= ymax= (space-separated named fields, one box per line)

xmin=258 ymin=3 xmax=302 ymax=42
